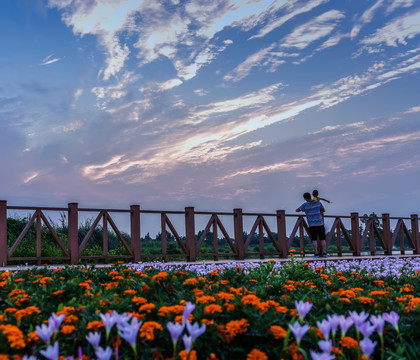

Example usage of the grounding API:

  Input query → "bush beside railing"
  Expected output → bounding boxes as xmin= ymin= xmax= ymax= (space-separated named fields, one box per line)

xmin=0 ymin=200 xmax=419 ymax=266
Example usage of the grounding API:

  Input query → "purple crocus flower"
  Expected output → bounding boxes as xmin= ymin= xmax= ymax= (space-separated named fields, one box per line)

xmin=118 ymin=317 xmax=142 ymax=349
xmin=186 ymin=321 xmax=206 ymax=340
xmin=338 ymin=316 xmax=353 ymax=337
xmin=36 ymin=323 xmax=53 ymax=344
xmin=113 ymin=311 xmax=132 ymax=326
xmin=48 ymin=313 xmax=65 ymax=333
xmin=316 ymin=319 xmax=331 ymax=340
xmin=22 ymin=356 xmax=37 ymax=360
xmin=349 ymin=311 xmax=369 ymax=330
xmin=360 ymin=337 xmax=377 ymax=358
xmin=86 ymin=332 xmax=101 ymax=349
xmin=95 ymin=346 xmax=113 ymax=360
xmin=383 ymin=311 xmax=400 ymax=331
xmin=318 ymin=339 xmax=332 ymax=354
xmin=167 ymin=321 xmax=185 ymax=344
xmin=78 ymin=346 xmax=83 ymax=360
xmin=370 ymin=315 xmax=385 ymax=335
xmin=359 ymin=322 xmax=376 ymax=338
xmin=40 ymin=342 xmax=59 ymax=360
xmin=182 ymin=334 xmax=193 ymax=353
xmin=288 ymin=322 xmax=310 ymax=345
xmin=309 ymin=351 xmax=335 ymax=360
xmin=182 ymin=302 xmax=195 ymax=324
xmin=100 ymin=312 xmax=118 ymax=338
xmin=295 ymin=300 xmax=313 ymax=321
xmin=327 ymin=314 xmax=340 ymax=337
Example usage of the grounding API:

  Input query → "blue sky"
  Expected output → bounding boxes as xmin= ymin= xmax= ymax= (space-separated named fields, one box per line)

xmin=1 ymin=0 xmax=420 ymax=220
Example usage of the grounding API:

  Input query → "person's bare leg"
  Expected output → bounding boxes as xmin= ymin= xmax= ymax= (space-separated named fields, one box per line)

xmin=321 ymin=240 xmax=327 ymax=256
xmin=312 ymin=241 xmax=319 ymax=255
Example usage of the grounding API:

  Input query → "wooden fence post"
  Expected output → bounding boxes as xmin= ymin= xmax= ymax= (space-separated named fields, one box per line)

xmin=276 ymin=210 xmax=288 ymax=258
xmin=411 ymin=214 xmax=420 ymax=254
xmin=185 ymin=207 xmax=196 ymax=262
xmin=234 ymin=209 xmax=244 ymax=259
xmin=382 ymin=213 xmax=392 ymax=255
xmin=68 ymin=203 xmax=79 ymax=265
xmin=0 ymin=201 xmax=7 ymax=266
xmin=351 ymin=212 xmax=361 ymax=256
xmin=130 ymin=205 xmax=141 ymax=263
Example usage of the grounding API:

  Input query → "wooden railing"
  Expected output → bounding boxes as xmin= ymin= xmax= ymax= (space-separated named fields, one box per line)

xmin=0 ymin=200 xmax=419 ymax=266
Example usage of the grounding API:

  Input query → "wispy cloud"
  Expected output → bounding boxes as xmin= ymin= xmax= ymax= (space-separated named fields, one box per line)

xmin=23 ymin=172 xmax=39 ymax=184
xmin=281 ymin=10 xmax=345 ymax=49
xmin=40 ymin=54 xmax=61 ymax=65
xmin=249 ymin=0 xmax=330 ymax=40
xmin=360 ymin=8 xmax=420 ymax=47
xmin=350 ymin=0 xmax=385 ymax=39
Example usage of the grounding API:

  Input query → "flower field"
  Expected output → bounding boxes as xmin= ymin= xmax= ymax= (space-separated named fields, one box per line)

xmin=0 ymin=256 xmax=420 ymax=360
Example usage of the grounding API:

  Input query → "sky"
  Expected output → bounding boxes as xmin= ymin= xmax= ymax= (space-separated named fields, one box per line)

xmin=1 ymin=0 xmax=420 ymax=225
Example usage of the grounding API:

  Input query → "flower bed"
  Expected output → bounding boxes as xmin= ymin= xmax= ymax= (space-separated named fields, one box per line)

xmin=0 ymin=257 xmax=419 ymax=359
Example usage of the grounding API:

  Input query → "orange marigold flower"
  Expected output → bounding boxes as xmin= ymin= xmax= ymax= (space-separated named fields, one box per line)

xmin=0 ymin=324 xmax=25 ymax=349
xmin=0 ymin=355 xmax=8 ymax=360
xmin=40 ymin=277 xmax=53 ymax=285
xmin=283 ymin=284 xmax=296 ymax=291
xmin=5 ymin=308 xmax=17 ymax=314
xmin=216 ymin=292 xmax=234 ymax=302
xmin=269 ymin=325 xmax=287 ymax=339
xmin=27 ymin=330 xmax=39 ymax=342
xmin=141 ymin=284 xmax=150 ymax=292
xmin=86 ymin=321 xmax=104 ymax=331
xmin=218 ymin=319 xmax=249 ymax=343
xmin=339 ymin=298 xmax=351 ymax=303
xmin=204 ymin=304 xmax=223 ymax=315
xmin=192 ymin=289 xmax=204 ymax=297
xmin=61 ymin=325 xmax=76 ymax=334
xmin=78 ymin=282 xmax=91 ymax=290
xmin=0 ymin=315 xmax=7 ymax=322
xmin=196 ymin=296 xmax=216 ymax=304
xmin=124 ymin=289 xmax=137 ymax=296
xmin=207 ymin=353 xmax=219 ymax=360
xmin=139 ymin=303 xmax=156 ymax=313
xmin=158 ymin=305 xmax=184 ymax=317
xmin=358 ymin=297 xmax=375 ymax=305
xmin=369 ymin=290 xmax=389 ymax=296
xmin=229 ymin=287 xmax=244 ymax=296
xmin=406 ymin=297 xmax=420 ymax=310
xmin=338 ymin=276 xmax=347 ymax=281
xmin=403 ymin=284 xmax=414 ymax=292
xmin=241 ymin=294 xmax=261 ymax=306
xmin=64 ymin=315 xmax=79 ymax=324
xmin=184 ymin=278 xmax=199 ymax=286
xmin=179 ymin=350 xmax=197 ymax=360
xmin=14 ymin=278 xmax=24 ymax=283
xmin=339 ymin=336 xmax=359 ymax=349
xmin=249 ymin=279 xmax=258 ymax=283
xmin=109 ymin=271 xmax=119 ymax=276
xmin=320 ymin=274 xmax=329 ymax=279
xmin=339 ymin=290 xmax=356 ymax=298
xmin=201 ymin=319 xmax=215 ymax=326
xmin=53 ymin=290 xmax=64 ymax=295
xmin=132 ymin=296 xmax=148 ymax=305
xmin=139 ymin=321 xmax=163 ymax=341
xmin=247 ymin=349 xmax=268 ymax=360
xmin=220 ymin=280 xmax=229 ymax=285
xmin=152 ymin=272 xmax=168 ymax=281
xmin=315 ymin=266 xmax=323 ymax=273
xmin=112 ymin=276 xmax=125 ymax=281
xmin=224 ymin=303 xmax=236 ymax=311
xmin=373 ymin=280 xmax=384 ymax=286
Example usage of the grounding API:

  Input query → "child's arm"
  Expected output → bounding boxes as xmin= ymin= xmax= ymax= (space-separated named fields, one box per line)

xmin=319 ymin=197 xmax=331 ymax=203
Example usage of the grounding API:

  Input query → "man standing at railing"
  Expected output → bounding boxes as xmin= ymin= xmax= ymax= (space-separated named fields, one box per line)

xmin=296 ymin=192 xmax=327 ymax=258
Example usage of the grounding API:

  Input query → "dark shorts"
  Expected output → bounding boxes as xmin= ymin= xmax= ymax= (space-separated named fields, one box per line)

xmin=308 ymin=225 xmax=326 ymax=241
